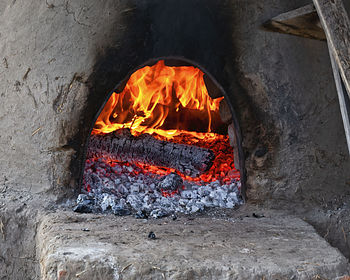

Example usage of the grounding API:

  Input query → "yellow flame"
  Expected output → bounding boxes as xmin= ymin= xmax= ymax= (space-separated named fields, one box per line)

xmin=93 ymin=60 xmax=223 ymax=139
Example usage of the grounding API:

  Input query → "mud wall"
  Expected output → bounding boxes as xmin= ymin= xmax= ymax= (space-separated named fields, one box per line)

xmin=0 ymin=0 xmax=349 ymax=207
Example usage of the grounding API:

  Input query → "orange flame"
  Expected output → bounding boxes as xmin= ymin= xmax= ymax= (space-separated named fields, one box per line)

xmin=93 ymin=60 xmax=222 ymax=139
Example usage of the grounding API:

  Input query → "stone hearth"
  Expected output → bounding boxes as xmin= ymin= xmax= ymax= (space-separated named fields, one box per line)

xmin=38 ymin=209 xmax=349 ymax=280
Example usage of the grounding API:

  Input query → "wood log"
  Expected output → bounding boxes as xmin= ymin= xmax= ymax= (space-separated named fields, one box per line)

xmin=87 ymin=129 xmax=215 ymax=177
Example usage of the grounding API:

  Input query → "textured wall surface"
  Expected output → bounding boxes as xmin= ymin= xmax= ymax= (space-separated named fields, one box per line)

xmin=0 ymin=0 xmax=132 ymax=195
xmin=0 ymin=0 xmax=349 ymax=205
xmin=230 ymin=0 xmax=350 ymax=206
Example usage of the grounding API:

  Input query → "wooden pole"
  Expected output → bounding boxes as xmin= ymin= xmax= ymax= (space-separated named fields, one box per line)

xmin=328 ymin=46 xmax=350 ymax=154
xmin=313 ymin=0 xmax=350 ymax=99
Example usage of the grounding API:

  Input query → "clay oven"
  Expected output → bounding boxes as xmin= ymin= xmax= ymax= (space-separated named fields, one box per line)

xmin=1 ymin=0 xmax=350 ymax=279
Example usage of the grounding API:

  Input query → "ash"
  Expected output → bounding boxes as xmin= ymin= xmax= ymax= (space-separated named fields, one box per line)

xmin=75 ymin=158 xmax=242 ymax=218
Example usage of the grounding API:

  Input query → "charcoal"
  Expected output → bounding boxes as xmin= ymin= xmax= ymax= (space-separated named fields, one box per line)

xmin=100 ymin=193 xmax=116 ymax=212
xmin=73 ymin=204 xmax=94 ymax=213
xmin=130 ymin=184 xmax=140 ymax=194
xmin=227 ymin=191 xmax=238 ymax=202
xmin=189 ymin=204 xmax=200 ymax=213
xmin=74 ymin=194 xmax=95 ymax=213
xmin=226 ymin=199 xmax=235 ymax=208
xmin=117 ymin=184 xmax=129 ymax=195
xmin=198 ymin=185 xmax=211 ymax=196
xmin=252 ymin=213 xmax=265 ymax=218
xmin=148 ymin=231 xmax=156 ymax=239
xmin=178 ymin=198 xmax=188 ymax=206
xmin=135 ymin=210 xmax=148 ymax=219
xmin=210 ymin=188 xmax=227 ymax=205
xmin=159 ymin=172 xmax=183 ymax=191
xmin=77 ymin=194 xmax=93 ymax=203
xmin=113 ymin=207 xmax=131 ymax=216
xmin=78 ymin=159 xmax=242 ymax=218
xmin=200 ymin=196 xmax=214 ymax=207
xmin=127 ymin=194 xmax=143 ymax=209
xmin=180 ymin=189 xmax=198 ymax=199
xmin=150 ymin=208 xmax=169 ymax=218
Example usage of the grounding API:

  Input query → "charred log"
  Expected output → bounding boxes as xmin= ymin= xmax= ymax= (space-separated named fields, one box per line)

xmin=87 ymin=129 xmax=215 ymax=177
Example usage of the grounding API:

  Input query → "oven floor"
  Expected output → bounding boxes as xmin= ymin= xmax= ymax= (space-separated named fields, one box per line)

xmin=38 ymin=209 xmax=349 ymax=280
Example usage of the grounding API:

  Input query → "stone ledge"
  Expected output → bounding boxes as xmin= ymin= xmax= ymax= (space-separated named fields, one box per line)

xmin=38 ymin=210 xmax=350 ymax=280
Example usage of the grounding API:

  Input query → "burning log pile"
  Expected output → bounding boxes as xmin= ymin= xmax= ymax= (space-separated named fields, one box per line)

xmin=74 ymin=60 xmax=242 ymax=218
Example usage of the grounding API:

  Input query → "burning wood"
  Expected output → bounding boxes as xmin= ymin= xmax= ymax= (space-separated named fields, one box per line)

xmin=87 ymin=129 xmax=215 ymax=177
xmin=79 ymin=60 xmax=241 ymax=218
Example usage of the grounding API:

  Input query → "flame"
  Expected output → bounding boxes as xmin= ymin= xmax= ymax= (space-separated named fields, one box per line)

xmin=93 ymin=60 xmax=222 ymax=138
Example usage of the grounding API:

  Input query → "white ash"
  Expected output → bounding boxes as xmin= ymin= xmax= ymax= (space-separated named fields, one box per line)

xmin=75 ymin=158 xmax=242 ymax=218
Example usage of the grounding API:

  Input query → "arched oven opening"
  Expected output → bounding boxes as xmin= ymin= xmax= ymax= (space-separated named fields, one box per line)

xmin=74 ymin=58 xmax=245 ymax=218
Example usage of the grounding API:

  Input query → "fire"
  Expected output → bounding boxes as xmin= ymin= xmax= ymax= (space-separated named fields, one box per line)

xmin=89 ymin=59 xmax=240 ymax=191
xmin=93 ymin=60 xmax=222 ymax=139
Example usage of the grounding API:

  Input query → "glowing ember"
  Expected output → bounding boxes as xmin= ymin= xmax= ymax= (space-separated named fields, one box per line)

xmin=83 ymin=133 xmax=240 ymax=195
xmin=78 ymin=157 xmax=242 ymax=217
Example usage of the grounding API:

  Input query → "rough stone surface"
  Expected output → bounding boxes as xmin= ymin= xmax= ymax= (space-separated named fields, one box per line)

xmin=38 ymin=210 xmax=350 ymax=280
xmin=0 ymin=190 xmax=42 ymax=280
